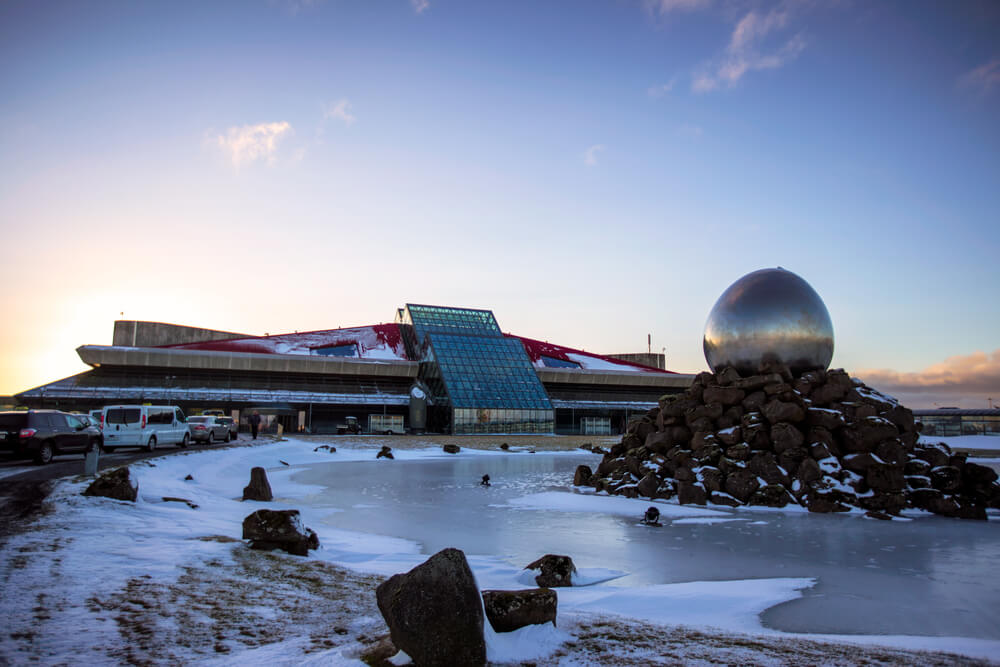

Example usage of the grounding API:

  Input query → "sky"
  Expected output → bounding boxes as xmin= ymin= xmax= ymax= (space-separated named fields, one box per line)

xmin=1 ymin=0 xmax=998 ymax=407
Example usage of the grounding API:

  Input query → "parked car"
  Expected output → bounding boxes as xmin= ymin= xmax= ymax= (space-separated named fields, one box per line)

xmin=187 ymin=416 xmax=230 ymax=444
xmin=89 ymin=409 xmax=103 ymax=429
xmin=101 ymin=405 xmax=190 ymax=452
xmin=202 ymin=409 xmax=226 ymax=417
xmin=216 ymin=416 xmax=238 ymax=441
xmin=0 ymin=410 xmax=102 ymax=465
xmin=71 ymin=413 xmax=98 ymax=430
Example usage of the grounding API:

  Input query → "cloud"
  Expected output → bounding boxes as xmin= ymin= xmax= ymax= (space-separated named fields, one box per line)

xmin=692 ymin=8 xmax=806 ymax=92
xmin=644 ymin=0 xmax=712 ymax=15
xmin=958 ymin=57 xmax=1000 ymax=96
xmin=583 ymin=144 xmax=605 ymax=166
xmin=647 ymin=79 xmax=676 ymax=98
xmin=214 ymin=122 xmax=292 ymax=167
xmin=411 ymin=0 xmax=429 ymax=13
xmin=856 ymin=349 xmax=1000 ymax=409
xmin=324 ymin=99 xmax=356 ymax=125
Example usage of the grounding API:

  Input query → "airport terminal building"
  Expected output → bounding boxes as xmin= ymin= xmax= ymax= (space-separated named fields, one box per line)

xmin=15 ymin=304 xmax=693 ymax=435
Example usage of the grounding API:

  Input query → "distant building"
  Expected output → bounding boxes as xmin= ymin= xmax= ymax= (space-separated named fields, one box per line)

xmin=913 ymin=409 xmax=1000 ymax=437
xmin=15 ymin=304 xmax=693 ymax=435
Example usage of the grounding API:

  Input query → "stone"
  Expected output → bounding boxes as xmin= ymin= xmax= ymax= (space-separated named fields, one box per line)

xmin=242 ymin=466 xmax=274 ymax=502
xmin=481 ymin=589 xmax=558 ymax=633
xmin=725 ymin=443 xmax=750 ymax=461
xmin=750 ymin=484 xmax=792 ymax=507
xmin=867 ymin=464 xmax=906 ymax=493
xmin=377 ymin=446 xmax=394 ymax=459
xmin=724 ymin=469 xmax=760 ymax=503
xmin=443 ymin=444 xmax=461 ymax=454
xmin=806 ymin=407 xmax=845 ymax=431
xmin=795 ymin=457 xmax=822 ymax=485
xmin=930 ymin=466 xmax=962 ymax=493
xmin=915 ymin=442 xmax=951 ymax=468
xmin=703 ymin=386 xmax=745 ymax=407
xmin=762 ymin=399 xmax=805 ymax=425
xmin=771 ymin=422 xmax=804 ymax=454
xmin=742 ymin=391 xmax=767 ymax=412
xmin=677 ymin=482 xmax=707 ymax=505
xmin=637 ymin=472 xmax=660 ymax=498
xmin=874 ymin=439 xmax=907 ymax=465
xmin=376 ymin=548 xmax=486 ymax=667
xmin=242 ymin=509 xmax=319 ymax=556
xmin=708 ymin=491 xmax=742 ymax=507
xmin=83 ymin=467 xmax=138 ymax=502
xmin=573 ymin=465 xmax=593 ymax=487
xmin=841 ymin=417 xmax=899 ymax=455
xmin=717 ymin=426 xmax=742 ymax=447
xmin=748 ymin=451 xmax=789 ymax=486
xmin=778 ymin=447 xmax=809 ymax=477
xmin=525 ymin=554 xmax=576 ymax=587
xmin=697 ymin=466 xmax=724 ymax=494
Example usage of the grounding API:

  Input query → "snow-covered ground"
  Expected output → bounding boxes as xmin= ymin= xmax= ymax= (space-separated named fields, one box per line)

xmin=2 ymin=438 xmax=999 ymax=665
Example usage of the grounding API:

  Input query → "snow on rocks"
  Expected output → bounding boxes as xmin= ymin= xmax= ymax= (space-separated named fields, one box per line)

xmin=579 ymin=365 xmax=1000 ymax=519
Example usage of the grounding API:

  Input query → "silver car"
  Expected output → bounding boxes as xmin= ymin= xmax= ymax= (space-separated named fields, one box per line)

xmin=187 ymin=416 xmax=231 ymax=444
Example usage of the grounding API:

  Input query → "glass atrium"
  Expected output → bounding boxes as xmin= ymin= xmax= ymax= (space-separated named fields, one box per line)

xmin=397 ymin=304 xmax=554 ymax=433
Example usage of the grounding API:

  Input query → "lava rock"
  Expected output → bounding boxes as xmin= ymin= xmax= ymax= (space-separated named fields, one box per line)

xmin=481 ymin=588 xmax=557 ymax=633
xmin=524 ymin=554 xmax=576 ymax=587
xmin=83 ymin=467 xmax=138 ymax=502
xmin=376 ymin=548 xmax=486 ymax=667
xmin=242 ymin=466 xmax=274 ymax=502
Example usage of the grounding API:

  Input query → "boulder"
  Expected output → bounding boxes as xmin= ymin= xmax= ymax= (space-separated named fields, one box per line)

xmin=762 ymin=399 xmax=805 ymax=424
xmin=771 ymin=422 xmax=804 ymax=454
xmin=525 ymin=554 xmax=576 ymax=587
xmin=573 ymin=465 xmax=593 ymax=487
xmin=443 ymin=444 xmax=461 ymax=454
xmin=376 ymin=548 xmax=486 ymax=667
xmin=377 ymin=446 xmax=394 ymax=459
xmin=481 ymin=589 xmax=557 ymax=633
xmin=242 ymin=509 xmax=319 ymax=556
xmin=637 ymin=472 xmax=660 ymax=499
xmin=724 ymin=469 xmax=760 ymax=503
xmin=83 ymin=467 xmax=138 ymax=502
xmin=242 ymin=466 xmax=274 ymax=502
xmin=703 ymin=386 xmax=745 ymax=407
xmin=677 ymin=482 xmax=707 ymax=505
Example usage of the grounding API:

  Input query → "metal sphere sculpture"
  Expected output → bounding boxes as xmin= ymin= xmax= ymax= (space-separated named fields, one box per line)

xmin=703 ymin=268 xmax=834 ymax=376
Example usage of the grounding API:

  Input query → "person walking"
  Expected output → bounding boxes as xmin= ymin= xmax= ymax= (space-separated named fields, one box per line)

xmin=249 ymin=410 xmax=262 ymax=440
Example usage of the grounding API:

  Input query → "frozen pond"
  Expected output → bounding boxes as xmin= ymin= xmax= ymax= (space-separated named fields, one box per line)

xmin=295 ymin=451 xmax=1000 ymax=640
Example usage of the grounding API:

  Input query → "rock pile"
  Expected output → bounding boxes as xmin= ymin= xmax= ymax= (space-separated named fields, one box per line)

xmin=580 ymin=366 xmax=1000 ymax=520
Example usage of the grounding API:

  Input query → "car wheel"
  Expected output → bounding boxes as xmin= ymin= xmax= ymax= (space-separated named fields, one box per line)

xmin=87 ymin=439 xmax=101 ymax=454
xmin=180 ymin=433 xmax=190 ymax=448
xmin=146 ymin=435 xmax=157 ymax=452
xmin=225 ymin=432 xmax=231 ymax=442
xmin=208 ymin=432 xmax=215 ymax=445
xmin=34 ymin=441 xmax=54 ymax=465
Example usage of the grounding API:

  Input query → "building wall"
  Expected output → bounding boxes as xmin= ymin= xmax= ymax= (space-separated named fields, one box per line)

xmin=112 ymin=321 xmax=250 ymax=347
xmin=606 ymin=352 xmax=665 ymax=370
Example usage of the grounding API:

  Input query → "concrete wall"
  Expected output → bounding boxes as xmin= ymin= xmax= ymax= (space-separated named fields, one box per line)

xmin=112 ymin=321 xmax=250 ymax=347
xmin=607 ymin=352 xmax=666 ymax=370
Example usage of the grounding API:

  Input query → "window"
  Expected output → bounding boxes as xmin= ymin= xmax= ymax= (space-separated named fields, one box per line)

xmin=541 ymin=355 xmax=580 ymax=369
xmin=107 ymin=408 xmax=141 ymax=425
xmin=313 ymin=343 xmax=359 ymax=357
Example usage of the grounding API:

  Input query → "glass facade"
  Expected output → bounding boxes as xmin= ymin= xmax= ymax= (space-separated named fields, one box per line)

xmin=399 ymin=304 xmax=554 ymax=434
xmin=916 ymin=411 xmax=1000 ymax=437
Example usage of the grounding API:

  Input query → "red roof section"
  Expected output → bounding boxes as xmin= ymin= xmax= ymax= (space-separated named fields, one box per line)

xmin=161 ymin=323 xmax=672 ymax=373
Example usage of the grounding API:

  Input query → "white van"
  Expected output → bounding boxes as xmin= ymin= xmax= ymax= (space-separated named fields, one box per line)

xmin=101 ymin=405 xmax=190 ymax=452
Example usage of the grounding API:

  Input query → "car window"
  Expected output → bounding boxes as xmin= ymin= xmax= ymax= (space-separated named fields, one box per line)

xmin=106 ymin=408 xmax=141 ymax=424
xmin=0 ymin=413 xmax=27 ymax=429
xmin=45 ymin=414 xmax=66 ymax=429
xmin=66 ymin=415 xmax=83 ymax=429
xmin=175 ymin=408 xmax=186 ymax=423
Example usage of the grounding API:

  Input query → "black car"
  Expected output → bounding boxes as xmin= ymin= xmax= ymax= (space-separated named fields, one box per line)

xmin=0 ymin=410 xmax=103 ymax=465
